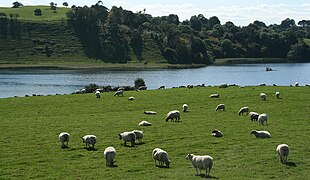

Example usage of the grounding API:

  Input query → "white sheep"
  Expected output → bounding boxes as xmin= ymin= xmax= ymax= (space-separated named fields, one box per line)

xmin=186 ymin=154 xmax=213 ymax=178
xmin=80 ymin=88 xmax=86 ymax=94
xmin=103 ymin=146 xmax=116 ymax=167
xmin=210 ymin=94 xmax=220 ymax=98
xmin=153 ymin=148 xmax=171 ymax=168
xmin=81 ymin=135 xmax=97 ymax=149
xmin=118 ymin=132 xmax=136 ymax=147
xmin=238 ymin=107 xmax=249 ymax=115
xmin=59 ymin=132 xmax=70 ymax=148
xmin=152 ymin=148 xmax=162 ymax=166
xmin=250 ymin=130 xmax=271 ymax=138
xmin=114 ymin=90 xmax=124 ymax=97
xmin=258 ymin=113 xmax=268 ymax=125
xmin=276 ymin=144 xmax=290 ymax=164
xmin=215 ymin=104 xmax=225 ymax=111
xmin=182 ymin=104 xmax=188 ymax=112
xmin=275 ymin=92 xmax=280 ymax=99
xmin=249 ymin=112 xmax=260 ymax=121
xmin=138 ymin=120 xmax=152 ymax=126
xmin=143 ymin=111 xmax=157 ymax=115
xmin=260 ymin=93 xmax=267 ymax=100
xmin=128 ymin=96 xmax=135 ymax=100
xmin=95 ymin=90 xmax=100 ymax=98
xmin=132 ymin=130 xmax=144 ymax=144
xmin=295 ymin=82 xmax=299 ymax=87
xmin=211 ymin=129 xmax=223 ymax=137
xmin=165 ymin=110 xmax=181 ymax=122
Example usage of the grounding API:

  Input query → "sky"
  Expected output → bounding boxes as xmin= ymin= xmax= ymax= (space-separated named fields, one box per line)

xmin=1 ymin=0 xmax=310 ymax=26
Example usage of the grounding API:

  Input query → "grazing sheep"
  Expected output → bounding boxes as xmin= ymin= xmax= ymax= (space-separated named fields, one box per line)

xmin=59 ymin=132 xmax=70 ymax=148
xmin=143 ymin=111 xmax=157 ymax=115
xmin=118 ymin=132 xmax=136 ymax=147
xmin=295 ymin=82 xmax=299 ymax=87
xmin=165 ymin=110 xmax=181 ymax=122
xmin=215 ymin=104 xmax=225 ymax=111
xmin=249 ymin=112 xmax=260 ymax=121
xmin=276 ymin=144 xmax=290 ymax=164
xmin=258 ymin=113 xmax=268 ymax=125
xmin=158 ymin=86 xmax=165 ymax=89
xmin=80 ymin=88 xmax=86 ymax=94
xmin=211 ymin=129 xmax=223 ymax=137
xmin=132 ymin=130 xmax=144 ymax=144
xmin=186 ymin=154 xmax=213 ymax=178
xmin=238 ymin=107 xmax=249 ymax=115
xmin=114 ymin=90 xmax=124 ymax=97
xmin=81 ymin=135 xmax=97 ymax=149
xmin=103 ymin=146 xmax=116 ymax=167
xmin=128 ymin=96 xmax=135 ymax=100
xmin=138 ymin=120 xmax=152 ymax=126
xmin=260 ymin=93 xmax=267 ymax=100
xmin=182 ymin=104 xmax=188 ymax=112
xmin=138 ymin=86 xmax=147 ymax=90
xmin=187 ymin=84 xmax=194 ymax=89
xmin=250 ymin=130 xmax=271 ymax=138
xmin=152 ymin=148 xmax=162 ymax=166
xmin=153 ymin=148 xmax=171 ymax=168
xmin=275 ymin=92 xmax=280 ymax=99
xmin=95 ymin=90 xmax=100 ymax=98
xmin=210 ymin=94 xmax=220 ymax=98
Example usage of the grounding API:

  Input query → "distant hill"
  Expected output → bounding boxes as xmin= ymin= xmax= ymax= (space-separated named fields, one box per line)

xmin=0 ymin=4 xmax=309 ymax=68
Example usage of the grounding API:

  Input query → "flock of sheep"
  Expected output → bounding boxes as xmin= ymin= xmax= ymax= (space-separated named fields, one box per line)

xmin=58 ymin=88 xmax=291 ymax=178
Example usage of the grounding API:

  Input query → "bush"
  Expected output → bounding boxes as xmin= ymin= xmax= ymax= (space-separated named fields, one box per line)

xmin=85 ymin=83 xmax=99 ymax=93
xmin=134 ymin=78 xmax=146 ymax=89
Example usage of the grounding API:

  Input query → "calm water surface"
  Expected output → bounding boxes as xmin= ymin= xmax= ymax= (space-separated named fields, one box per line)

xmin=0 ymin=63 xmax=309 ymax=98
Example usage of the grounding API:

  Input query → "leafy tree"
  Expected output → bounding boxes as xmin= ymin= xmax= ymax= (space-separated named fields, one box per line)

xmin=0 ymin=13 xmax=8 ymax=38
xmin=209 ymin=16 xmax=220 ymax=28
xmin=12 ymin=1 xmax=23 ymax=8
xmin=280 ymin=18 xmax=295 ymax=29
xmin=134 ymin=78 xmax=146 ymax=89
xmin=130 ymin=29 xmax=143 ymax=60
xmin=63 ymin=2 xmax=68 ymax=7
xmin=287 ymin=41 xmax=310 ymax=62
xmin=190 ymin=15 xmax=202 ymax=31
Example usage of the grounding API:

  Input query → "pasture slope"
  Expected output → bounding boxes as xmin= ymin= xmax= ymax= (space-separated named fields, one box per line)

xmin=0 ymin=86 xmax=309 ymax=179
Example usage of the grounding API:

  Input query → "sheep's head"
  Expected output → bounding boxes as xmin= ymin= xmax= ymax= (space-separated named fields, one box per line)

xmin=80 ymin=137 xmax=85 ymax=143
xmin=185 ymin=154 xmax=193 ymax=160
xmin=250 ymin=130 xmax=257 ymax=135
xmin=118 ymin=134 xmax=122 ymax=140
xmin=166 ymin=160 xmax=171 ymax=168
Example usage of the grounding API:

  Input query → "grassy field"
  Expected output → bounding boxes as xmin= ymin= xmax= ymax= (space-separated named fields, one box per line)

xmin=0 ymin=86 xmax=309 ymax=179
xmin=0 ymin=6 xmax=69 ymax=22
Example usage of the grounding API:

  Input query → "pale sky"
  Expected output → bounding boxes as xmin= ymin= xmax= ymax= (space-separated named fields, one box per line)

xmin=1 ymin=0 xmax=310 ymax=26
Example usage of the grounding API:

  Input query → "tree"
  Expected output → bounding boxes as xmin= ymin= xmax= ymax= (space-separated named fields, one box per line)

xmin=34 ymin=9 xmax=42 ymax=16
xmin=189 ymin=15 xmax=202 ymax=31
xmin=50 ymin=2 xmax=57 ymax=10
xmin=280 ymin=18 xmax=295 ymax=29
xmin=209 ymin=16 xmax=220 ymax=28
xmin=134 ymin=78 xmax=146 ymax=89
xmin=12 ymin=1 xmax=23 ymax=8
xmin=63 ymin=2 xmax=68 ymax=7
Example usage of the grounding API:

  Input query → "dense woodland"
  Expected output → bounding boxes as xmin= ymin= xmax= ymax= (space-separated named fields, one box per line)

xmin=1 ymin=2 xmax=310 ymax=64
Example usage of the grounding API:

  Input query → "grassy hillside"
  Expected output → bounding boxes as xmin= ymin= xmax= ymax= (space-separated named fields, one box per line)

xmin=0 ymin=86 xmax=309 ymax=179
xmin=0 ymin=6 xmax=69 ymax=22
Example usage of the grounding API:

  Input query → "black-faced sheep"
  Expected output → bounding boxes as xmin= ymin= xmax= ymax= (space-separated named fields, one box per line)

xmin=211 ymin=129 xmax=223 ymax=137
xmin=95 ymin=90 xmax=100 ymax=98
xmin=165 ymin=110 xmax=180 ymax=122
xmin=258 ymin=113 xmax=268 ymax=125
xmin=275 ymin=92 xmax=280 ymax=99
xmin=153 ymin=148 xmax=171 ymax=168
xmin=128 ymin=96 xmax=135 ymax=100
xmin=260 ymin=93 xmax=267 ymax=100
xmin=250 ymin=130 xmax=271 ymax=138
xmin=132 ymin=130 xmax=144 ymax=144
xmin=215 ymin=104 xmax=225 ymax=111
xmin=276 ymin=144 xmax=290 ymax=164
xmin=182 ymin=104 xmax=188 ymax=112
xmin=249 ymin=112 xmax=260 ymax=121
xmin=59 ymin=132 xmax=70 ymax=148
xmin=81 ymin=135 xmax=97 ymax=149
xmin=103 ymin=146 xmax=116 ymax=167
xmin=114 ymin=90 xmax=124 ymax=97
xmin=238 ymin=107 xmax=249 ymax=115
xmin=118 ymin=132 xmax=136 ymax=147
xmin=186 ymin=154 xmax=213 ymax=178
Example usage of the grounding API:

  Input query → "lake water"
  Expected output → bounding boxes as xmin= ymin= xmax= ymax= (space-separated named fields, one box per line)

xmin=0 ymin=63 xmax=309 ymax=98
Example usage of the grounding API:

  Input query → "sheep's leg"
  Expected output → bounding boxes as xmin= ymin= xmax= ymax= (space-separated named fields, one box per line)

xmin=195 ymin=168 xmax=198 ymax=175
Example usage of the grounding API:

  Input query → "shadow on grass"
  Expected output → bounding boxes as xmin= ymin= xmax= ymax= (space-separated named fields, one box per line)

xmin=156 ymin=165 xmax=170 ymax=168
xmin=86 ymin=147 xmax=97 ymax=151
xmin=286 ymin=161 xmax=297 ymax=167
xmin=197 ymin=174 xmax=219 ymax=179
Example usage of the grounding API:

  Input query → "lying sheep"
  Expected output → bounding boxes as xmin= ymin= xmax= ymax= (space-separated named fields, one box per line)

xmin=138 ymin=86 xmax=147 ymax=90
xmin=238 ymin=107 xmax=249 ymax=115
xmin=128 ymin=96 xmax=135 ymax=100
xmin=276 ymin=144 xmax=290 ymax=164
xmin=118 ymin=132 xmax=136 ymax=147
xmin=260 ymin=93 xmax=267 ymax=100
xmin=258 ymin=113 xmax=268 ymax=125
xmin=210 ymin=94 xmax=220 ymax=98
xmin=103 ymin=146 xmax=116 ymax=167
xmin=165 ymin=110 xmax=181 ymax=122
xmin=95 ymin=90 xmax=100 ymax=98
xmin=153 ymin=148 xmax=171 ymax=168
xmin=114 ymin=90 xmax=124 ymax=97
xmin=132 ymin=130 xmax=144 ymax=144
xmin=250 ymin=130 xmax=271 ymax=138
xmin=186 ymin=154 xmax=213 ymax=178
xmin=215 ymin=104 xmax=225 ymax=111
xmin=81 ymin=135 xmax=97 ymax=149
xmin=275 ymin=92 xmax=280 ymax=99
xmin=143 ymin=111 xmax=157 ymax=115
xmin=211 ymin=129 xmax=223 ymax=137
xmin=182 ymin=104 xmax=188 ymax=112
xmin=249 ymin=112 xmax=260 ymax=121
xmin=138 ymin=120 xmax=152 ymax=126
xmin=158 ymin=86 xmax=165 ymax=89
xmin=59 ymin=132 xmax=70 ymax=148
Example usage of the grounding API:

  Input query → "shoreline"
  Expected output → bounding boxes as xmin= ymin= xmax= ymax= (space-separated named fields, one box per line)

xmin=0 ymin=58 xmax=294 ymax=70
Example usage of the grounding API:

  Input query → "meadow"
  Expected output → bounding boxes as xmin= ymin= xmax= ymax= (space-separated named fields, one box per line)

xmin=0 ymin=86 xmax=309 ymax=179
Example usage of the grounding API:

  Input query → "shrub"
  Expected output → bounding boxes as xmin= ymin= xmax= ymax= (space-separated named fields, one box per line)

xmin=85 ymin=83 xmax=99 ymax=93
xmin=134 ymin=78 xmax=146 ymax=89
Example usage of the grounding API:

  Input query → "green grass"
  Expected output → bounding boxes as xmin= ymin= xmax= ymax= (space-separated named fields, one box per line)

xmin=0 ymin=6 xmax=70 ymax=22
xmin=0 ymin=86 xmax=309 ymax=179
xmin=304 ymin=38 xmax=310 ymax=47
